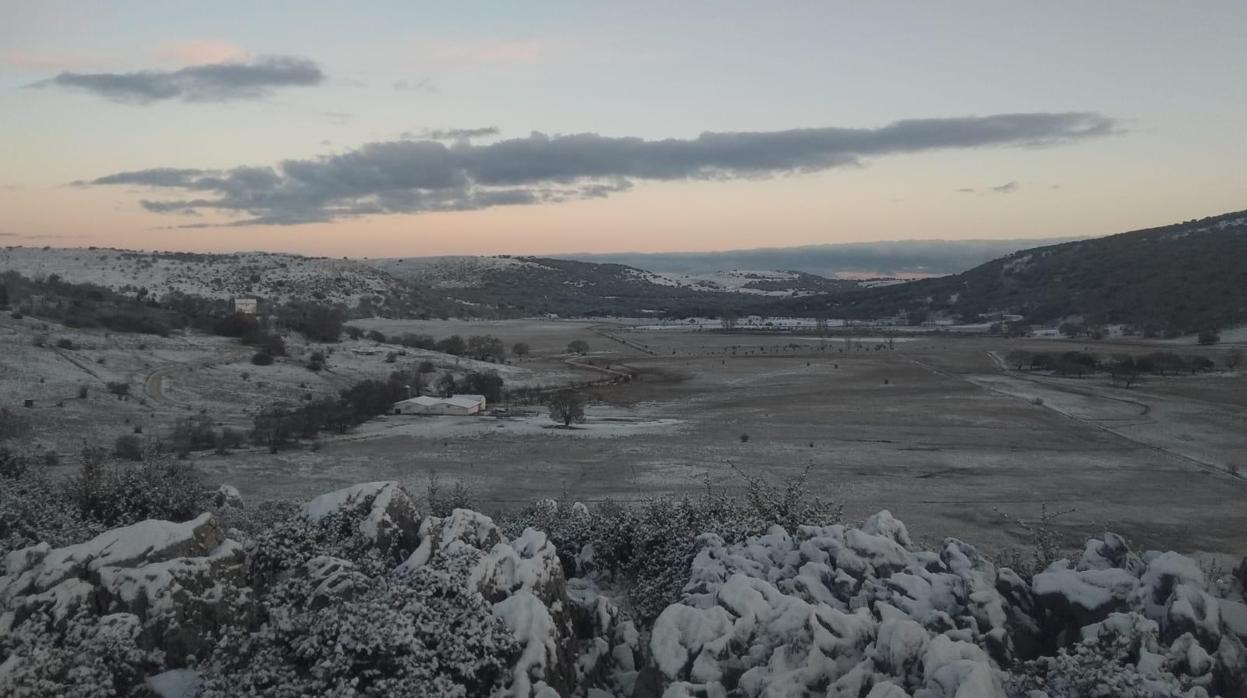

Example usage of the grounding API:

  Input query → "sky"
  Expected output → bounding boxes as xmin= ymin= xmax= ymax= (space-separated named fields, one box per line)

xmin=2 ymin=1 xmax=1245 ymax=257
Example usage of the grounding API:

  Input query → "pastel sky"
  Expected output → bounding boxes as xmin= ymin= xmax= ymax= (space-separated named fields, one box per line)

xmin=2 ymin=1 xmax=1245 ymax=257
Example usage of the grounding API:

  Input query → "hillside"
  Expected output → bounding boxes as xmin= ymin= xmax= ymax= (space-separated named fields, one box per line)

xmin=569 ymin=236 xmax=1083 ymax=278
xmin=769 ymin=210 xmax=1247 ymax=333
xmin=372 ymin=255 xmax=863 ymax=317
xmin=0 ymin=247 xmax=418 ymax=313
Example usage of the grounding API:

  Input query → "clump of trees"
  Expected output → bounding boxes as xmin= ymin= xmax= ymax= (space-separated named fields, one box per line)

xmin=566 ymin=340 xmax=590 ymax=355
xmin=250 ymin=365 xmax=501 ymax=451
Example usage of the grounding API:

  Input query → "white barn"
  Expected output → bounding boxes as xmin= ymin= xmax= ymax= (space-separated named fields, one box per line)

xmin=233 ymin=297 xmax=259 ymax=315
xmin=392 ymin=394 xmax=486 ymax=416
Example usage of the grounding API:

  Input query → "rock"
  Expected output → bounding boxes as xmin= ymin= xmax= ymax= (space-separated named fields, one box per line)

xmin=1 ymin=513 xmax=223 ymax=605
xmin=302 ymin=481 xmax=420 ymax=555
xmin=1032 ymin=567 xmax=1137 ymax=640
xmin=213 ymin=484 xmax=243 ymax=509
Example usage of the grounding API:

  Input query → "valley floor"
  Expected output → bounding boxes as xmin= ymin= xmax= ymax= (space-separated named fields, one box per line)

xmin=4 ymin=314 xmax=1244 ymax=561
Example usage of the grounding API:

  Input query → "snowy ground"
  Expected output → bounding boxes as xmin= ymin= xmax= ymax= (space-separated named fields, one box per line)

xmin=5 ymin=314 xmax=1244 ymax=560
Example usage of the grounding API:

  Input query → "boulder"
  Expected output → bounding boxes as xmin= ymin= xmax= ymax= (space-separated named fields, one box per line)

xmin=302 ymin=481 xmax=421 ymax=555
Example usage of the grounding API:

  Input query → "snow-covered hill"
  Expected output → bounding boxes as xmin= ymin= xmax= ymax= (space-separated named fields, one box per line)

xmin=0 ymin=247 xmax=408 ymax=308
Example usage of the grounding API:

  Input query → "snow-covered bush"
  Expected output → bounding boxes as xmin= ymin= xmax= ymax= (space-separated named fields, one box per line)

xmin=0 ymin=608 xmax=154 ymax=697
xmin=504 ymin=468 xmax=842 ymax=623
xmin=0 ymin=465 xmax=102 ymax=556
xmin=200 ymin=553 xmax=518 ymax=697
xmin=66 ymin=456 xmax=206 ymax=527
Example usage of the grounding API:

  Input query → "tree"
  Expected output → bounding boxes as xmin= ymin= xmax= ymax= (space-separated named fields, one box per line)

xmin=461 ymin=370 xmax=504 ymax=402
xmin=1197 ymin=328 xmax=1221 ymax=345
xmin=1107 ymin=355 xmax=1141 ymax=388
xmin=466 ymin=335 xmax=506 ymax=362
xmin=1005 ymin=350 xmax=1032 ymax=371
xmin=287 ymin=303 xmax=344 ymax=342
xmin=547 ymin=390 xmax=585 ymax=427
xmin=566 ymin=340 xmax=590 ymax=355
xmin=1225 ymin=348 xmax=1244 ymax=370
xmin=435 ymin=335 xmax=467 ymax=356
xmin=511 ymin=342 xmax=531 ymax=358
xmin=434 ymin=372 xmax=457 ymax=397
xmin=720 ymin=309 xmax=739 ymax=331
xmin=106 ymin=381 xmax=130 ymax=399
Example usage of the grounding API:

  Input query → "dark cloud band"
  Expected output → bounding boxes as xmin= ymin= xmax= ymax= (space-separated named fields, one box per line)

xmin=88 ymin=112 xmax=1119 ymax=225
xmin=32 ymin=56 xmax=324 ymax=103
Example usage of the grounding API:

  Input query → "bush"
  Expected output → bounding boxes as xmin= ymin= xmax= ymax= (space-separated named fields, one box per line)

xmin=461 ymin=370 xmax=504 ymax=403
xmin=77 ymin=385 xmax=89 ymax=399
xmin=367 ymin=329 xmax=387 ymax=343
xmin=502 ymin=466 xmax=840 ymax=623
xmin=112 ymin=434 xmax=144 ymax=461
xmin=435 ymin=335 xmax=466 ymax=356
xmin=511 ymin=342 xmax=531 ymax=358
xmin=169 ymin=414 xmax=217 ymax=456
xmin=105 ymin=381 xmax=130 ymax=398
xmin=567 ymin=339 xmax=590 ymax=355
xmin=1197 ymin=328 xmax=1220 ymax=345
xmin=200 ymin=559 xmax=518 ymax=697
xmin=251 ymin=351 xmax=274 ymax=366
xmin=55 ymin=338 xmax=75 ymax=350
xmin=67 ymin=457 xmax=206 ymax=528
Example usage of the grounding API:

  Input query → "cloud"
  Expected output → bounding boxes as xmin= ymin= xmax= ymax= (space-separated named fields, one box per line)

xmin=956 ymin=181 xmax=1021 ymax=195
xmin=87 ymin=111 xmax=1119 ymax=226
xmin=409 ymin=127 xmax=501 ymax=141
xmin=31 ymin=55 xmax=324 ymax=103
xmin=393 ymin=77 xmax=436 ymax=93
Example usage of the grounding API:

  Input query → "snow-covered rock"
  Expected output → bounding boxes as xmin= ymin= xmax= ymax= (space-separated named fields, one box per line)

xmin=302 ymin=481 xmax=421 ymax=555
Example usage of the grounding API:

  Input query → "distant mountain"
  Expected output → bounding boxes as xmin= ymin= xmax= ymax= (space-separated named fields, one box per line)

xmin=565 ymin=237 xmax=1084 ymax=278
xmin=371 ymin=256 xmax=863 ymax=317
xmin=768 ymin=210 xmax=1247 ymax=332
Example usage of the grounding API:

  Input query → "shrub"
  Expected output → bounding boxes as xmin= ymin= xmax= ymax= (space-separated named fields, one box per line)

xmin=1197 ymin=328 xmax=1220 ymax=345
xmin=567 ymin=339 xmax=590 ymax=355
xmin=425 ymin=471 xmax=475 ymax=517
xmin=105 ymin=381 xmax=130 ymax=398
xmin=461 ymin=370 xmax=504 ymax=403
xmin=112 ymin=434 xmax=144 ymax=461
xmin=435 ymin=335 xmax=467 ymax=356
xmin=169 ymin=414 xmax=217 ymax=456
xmin=66 ymin=456 xmax=206 ymax=528
xmin=251 ymin=351 xmax=274 ymax=366
xmin=367 ymin=329 xmax=387 ymax=343
xmin=511 ymin=341 xmax=531 ymax=358
xmin=200 ymin=560 xmax=518 ymax=697
xmin=77 ymin=384 xmax=89 ymax=399
xmin=55 ymin=338 xmax=75 ymax=350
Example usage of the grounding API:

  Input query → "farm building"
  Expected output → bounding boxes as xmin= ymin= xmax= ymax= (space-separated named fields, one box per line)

xmin=392 ymin=394 xmax=487 ymax=416
xmin=232 ymin=297 xmax=259 ymax=315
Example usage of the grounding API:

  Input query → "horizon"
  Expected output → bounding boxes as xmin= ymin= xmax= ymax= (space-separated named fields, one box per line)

xmin=3 ymin=2 xmax=1246 ymax=256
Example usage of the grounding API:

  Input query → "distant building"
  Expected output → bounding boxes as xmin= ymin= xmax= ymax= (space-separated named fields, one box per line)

xmin=233 ymin=297 xmax=259 ymax=315
xmin=392 ymin=394 xmax=487 ymax=416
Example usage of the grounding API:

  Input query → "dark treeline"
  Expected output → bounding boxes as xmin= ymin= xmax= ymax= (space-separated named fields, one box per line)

xmin=249 ymin=367 xmax=504 ymax=452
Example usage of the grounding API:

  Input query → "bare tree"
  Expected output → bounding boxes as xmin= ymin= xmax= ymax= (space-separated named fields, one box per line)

xmin=547 ymin=390 xmax=586 ymax=428
xmin=1005 ymin=350 xmax=1032 ymax=371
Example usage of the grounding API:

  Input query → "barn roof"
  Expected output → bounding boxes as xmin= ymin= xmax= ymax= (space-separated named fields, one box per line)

xmin=393 ymin=394 xmax=486 ymax=409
